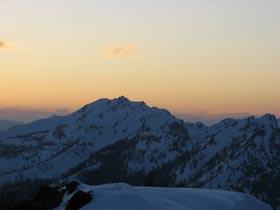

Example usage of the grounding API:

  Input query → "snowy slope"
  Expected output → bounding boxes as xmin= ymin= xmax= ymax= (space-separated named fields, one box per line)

xmin=56 ymin=183 xmax=272 ymax=210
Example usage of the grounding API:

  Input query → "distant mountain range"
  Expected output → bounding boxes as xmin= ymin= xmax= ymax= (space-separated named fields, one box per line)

xmin=0 ymin=97 xmax=279 ymax=209
xmin=0 ymin=120 xmax=24 ymax=131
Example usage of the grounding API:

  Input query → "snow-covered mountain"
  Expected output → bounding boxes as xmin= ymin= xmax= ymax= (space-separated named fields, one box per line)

xmin=66 ymin=113 xmax=280 ymax=209
xmin=55 ymin=182 xmax=271 ymax=210
xmin=0 ymin=96 xmax=181 ymax=183
xmin=0 ymin=120 xmax=24 ymax=131
xmin=0 ymin=97 xmax=279 ymax=209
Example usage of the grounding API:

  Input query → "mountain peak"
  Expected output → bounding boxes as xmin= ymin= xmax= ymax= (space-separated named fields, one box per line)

xmin=117 ymin=96 xmax=129 ymax=102
xmin=261 ymin=113 xmax=276 ymax=120
xmin=258 ymin=113 xmax=278 ymax=128
xmin=83 ymin=96 xmax=149 ymax=114
xmin=85 ymin=96 xmax=138 ymax=109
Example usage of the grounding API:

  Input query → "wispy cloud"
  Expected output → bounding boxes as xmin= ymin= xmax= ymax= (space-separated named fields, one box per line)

xmin=0 ymin=40 xmax=13 ymax=50
xmin=0 ymin=107 xmax=70 ymax=122
xmin=104 ymin=44 xmax=136 ymax=57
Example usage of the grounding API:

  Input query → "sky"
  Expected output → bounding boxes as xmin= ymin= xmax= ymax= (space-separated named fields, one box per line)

xmin=1 ymin=0 xmax=279 ymax=124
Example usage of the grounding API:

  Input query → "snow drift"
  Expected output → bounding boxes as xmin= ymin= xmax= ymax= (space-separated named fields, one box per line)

xmin=55 ymin=183 xmax=272 ymax=210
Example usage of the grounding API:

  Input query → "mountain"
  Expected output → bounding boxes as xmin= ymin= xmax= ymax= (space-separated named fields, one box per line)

xmin=0 ymin=96 xmax=181 ymax=183
xmin=65 ymin=114 xmax=280 ymax=209
xmin=0 ymin=120 xmax=24 ymax=131
xmin=0 ymin=97 xmax=279 ymax=209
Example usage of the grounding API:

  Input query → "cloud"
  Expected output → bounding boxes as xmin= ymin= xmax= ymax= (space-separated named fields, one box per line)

xmin=0 ymin=107 xmax=70 ymax=122
xmin=176 ymin=112 xmax=252 ymax=125
xmin=0 ymin=40 xmax=12 ymax=50
xmin=104 ymin=44 xmax=136 ymax=57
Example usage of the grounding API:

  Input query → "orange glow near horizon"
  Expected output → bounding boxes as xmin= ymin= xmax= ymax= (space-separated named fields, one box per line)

xmin=0 ymin=0 xmax=279 ymax=121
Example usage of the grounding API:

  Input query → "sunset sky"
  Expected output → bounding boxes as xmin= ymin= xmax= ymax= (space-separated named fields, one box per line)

xmin=1 ymin=0 xmax=279 ymax=123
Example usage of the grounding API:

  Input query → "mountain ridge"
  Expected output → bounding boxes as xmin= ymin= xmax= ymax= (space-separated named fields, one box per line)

xmin=0 ymin=96 xmax=279 ymax=209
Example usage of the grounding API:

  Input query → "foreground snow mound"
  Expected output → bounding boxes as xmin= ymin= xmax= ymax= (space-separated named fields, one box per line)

xmin=57 ymin=183 xmax=272 ymax=210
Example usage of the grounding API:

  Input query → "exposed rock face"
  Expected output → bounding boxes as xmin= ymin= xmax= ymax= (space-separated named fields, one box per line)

xmin=65 ymin=190 xmax=93 ymax=210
